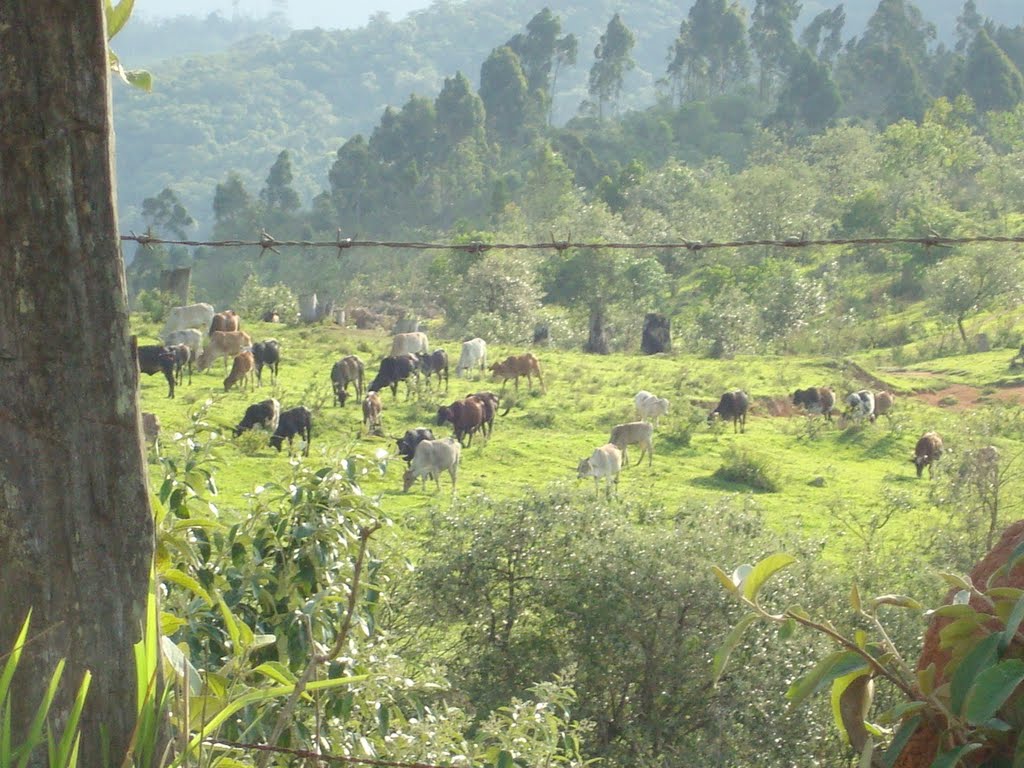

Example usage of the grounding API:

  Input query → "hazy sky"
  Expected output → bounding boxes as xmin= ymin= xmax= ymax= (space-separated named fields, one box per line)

xmin=135 ymin=0 xmax=435 ymax=30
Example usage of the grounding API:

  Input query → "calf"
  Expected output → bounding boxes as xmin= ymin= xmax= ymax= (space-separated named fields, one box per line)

xmin=402 ymin=437 xmax=461 ymax=493
xmin=169 ymin=343 xmax=193 ymax=386
xmin=708 ymin=390 xmax=749 ymax=433
xmin=418 ymin=349 xmax=449 ymax=390
xmin=437 ymin=397 xmax=486 ymax=447
xmin=252 ymin=339 xmax=281 ymax=386
xmin=196 ymin=330 xmax=252 ymax=372
xmin=141 ymin=412 xmax=161 ymax=450
xmin=331 ymin=355 xmax=365 ymax=406
xmin=844 ymin=390 xmax=875 ymax=423
xmin=396 ymin=428 xmax=435 ymax=464
xmin=163 ymin=328 xmax=203 ymax=362
xmin=224 ymin=350 xmax=255 ymax=392
xmin=456 ymin=337 xmax=487 ymax=378
xmin=368 ymin=354 xmax=420 ymax=400
xmin=874 ymin=391 xmax=896 ymax=420
xmin=634 ymin=390 xmax=670 ymax=427
xmin=135 ymin=344 xmax=176 ymax=398
xmin=609 ymin=421 xmax=655 ymax=467
xmin=791 ymin=387 xmax=835 ymax=421
xmin=233 ymin=398 xmax=281 ymax=437
xmin=362 ymin=391 xmax=383 ymax=435
xmin=577 ymin=443 xmax=623 ymax=499
xmin=489 ymin=353 xmax=545 ymax=393
xmin=913 ymin=431 xmax=944 ymax=479
xmin=270 ymin=406 xmax=312 ymax=456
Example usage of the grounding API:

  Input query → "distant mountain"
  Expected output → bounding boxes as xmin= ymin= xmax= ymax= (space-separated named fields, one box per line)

xmin=112 ymin=0 xmax=1023 ymax=235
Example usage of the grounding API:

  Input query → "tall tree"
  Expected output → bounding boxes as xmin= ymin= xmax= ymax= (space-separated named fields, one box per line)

xmin=955 ymin=0 xmax=984 ymax=54
xmin=506 ymin=9 xmax=577 ymax=126
xmin=0 ymin=1 xmax=154 ymax=765
xmin=667 ymin=0 xmax=749 ymax=103
xmin=773 ymin=48 xmax=841 ymax=131
xmin=260 ymin=149 xmax=301 ymax=217
xmin=435 ymin=72 xmax=486 ymax=154
xmin=750 ymin=0 xmax=801 ymax=101
xmin=800 ymin=4 xmax=845 ymax=65
xmin=963 ymin=29 xmax=1024 ymax=114
xmin=588 ymin=14 xmax=636 ymax=120
xmin=213 ymin=171 xmax=258 ymax=238
xmin=479 ymin=45 xmax=531 ymax=147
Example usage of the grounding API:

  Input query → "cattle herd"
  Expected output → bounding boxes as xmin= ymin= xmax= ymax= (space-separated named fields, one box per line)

xmin=138 ymin=302 xmax=953 ymax=497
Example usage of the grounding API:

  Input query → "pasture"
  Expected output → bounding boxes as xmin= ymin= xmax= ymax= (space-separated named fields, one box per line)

xmin=135 ymin=315 xmax=1024 ymax=566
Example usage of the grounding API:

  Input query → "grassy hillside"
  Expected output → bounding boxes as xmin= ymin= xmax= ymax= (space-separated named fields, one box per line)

xmin=135 ymin=315 xmax=1024 ymax=569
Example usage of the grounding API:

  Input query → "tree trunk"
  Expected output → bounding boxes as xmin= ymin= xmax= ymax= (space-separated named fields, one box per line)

xmin=0 ymin=2 xmax=154 ymax=764
xmin=957 ymin=315 xmax=968 ymax=344
xmin=585 ymin=305 xmax=610 ymax=354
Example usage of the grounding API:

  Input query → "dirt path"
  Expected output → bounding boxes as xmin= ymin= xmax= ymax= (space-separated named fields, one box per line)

xmin=845 ymin=361 xmax=1024 ymax=412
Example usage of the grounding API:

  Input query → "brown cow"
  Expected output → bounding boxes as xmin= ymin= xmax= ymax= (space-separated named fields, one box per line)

xmin=362 ymin=391 xmax=383 ymax=435
xmin=912 ymin=431 xmax=944 ymax=479
xmin=196 ymin=330 xmax=252 ymax=372
xmin=489 ymin=353 xmax=545 ymax=393
xmin=209 ymin=309 xmax=240 ymax=335
xmin=436 ymin=397 xmax=486 ymax=447
xmin=224 ymin=350 xmax=255 ymax=392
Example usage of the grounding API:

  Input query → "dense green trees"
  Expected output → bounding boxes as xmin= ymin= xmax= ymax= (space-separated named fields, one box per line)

xmin=587 ymin=14 xmax=636 ymax=119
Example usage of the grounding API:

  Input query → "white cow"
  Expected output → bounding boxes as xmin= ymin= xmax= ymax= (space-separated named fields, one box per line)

xmin=402 ymin=437 xmax=461 ymax=493
xmin=163 ymin=328 xmax=203 ymax=359
xmin=162 ymin=303 xmax=215 ymax=336
xmin=634 ymin=391 xmax=670 ymax=426
xmin=610 ymin=421 xmax=655 ymax=467
xmin=456 ymin=337 xmax=488 ymax=378
xmin=196 ymin=330 xmax=252 ymax=372
xmin=391 ymin=331 xmax=429 ymax=357
xmin=577 ymin=443 xmax=623 ymax=498
xmin=844 ymin=390 xmax=875 ymax=423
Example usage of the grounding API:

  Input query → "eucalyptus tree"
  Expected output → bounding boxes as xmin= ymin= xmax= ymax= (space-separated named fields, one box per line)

xmin=750 ymin=0 xmax=801 ymax=101
xmin=505 ymin=8 xmax=577 ymax=124
xmin=962 ymin=29 xmax=1024 ymax=113
xmin=1 ymin=0 xmax=154 ymax=763
xmin=587 ymin=13 xmax=635 ymax=120
xmin=800 ymin=4 xmax=845 ymax=65
xmin=479 ymin=45 xmax=532 ymax=147
xmin=772 ymin=48 xmax=841 ymax=132
xmin=666 ymin=0 xmax=750 ymax=102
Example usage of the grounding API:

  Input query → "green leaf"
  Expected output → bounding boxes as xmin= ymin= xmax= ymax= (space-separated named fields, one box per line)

xmin=160 ymin=567 xmax=212 ymax=605
xmin=950 ymin=631 xmax=1001 ymax=716
xmin=918 ymin=664 xmax=937 ymax=697
xmin=55 ymin=670 xmax=91 ymax=768
xmin=928 ymin=605 xmax=979 ymax=620
xmin=850 ymin=583 xmax=862 ymax=613
xmin=878 ymin=715 xmax=922 ymax=768
xmin=0 ymin=612 xmax=31 ymax=713
xmin=712 ymin=614 xmax=758 ymax=686
xmin=1001 ymin=594 xmax=1024 ymax=652
xmin=253 ymin=662 xmax=298 ymax=687
xmin=929 ymin=742 xmax=982 ymax=768
xmin=104 ymin=0 xmax=135 ymax=39
xmin=937 ymin=572 xmax=973 ymax=591
xmin=160 ymin=637 xmax=202 ymax=695
xmin=14 ymin=658 xmax=63 ymax=768
xmin=496 ymin=750 xmax=515 ymax=768
xmin=742 ymin=553 xmax=796 ymax=602
xmin=786 ymin=651 xmax=868 ymax=708
xmin=777 ymin=618 xmax=797 ymax=642
xmin=874 ymin=700 xmax=926 ymax=725
xmin=869 ymin=594 xmax=924 ymax=612
xmin=711 ymin=565 xmax=738 ymax=594
xmin=964 ymin=659 xmax=1024 ymax=725
xmin=831 ymin=669 xmax=871 ymax=745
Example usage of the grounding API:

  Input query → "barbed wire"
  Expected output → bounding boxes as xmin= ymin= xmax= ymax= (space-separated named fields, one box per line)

xmin=120 ymin=229 xmax=1024 ymax=255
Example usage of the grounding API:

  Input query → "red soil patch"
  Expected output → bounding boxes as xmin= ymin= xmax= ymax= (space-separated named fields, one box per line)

xmin=909 ymin=384 xmax=1024 ymax=411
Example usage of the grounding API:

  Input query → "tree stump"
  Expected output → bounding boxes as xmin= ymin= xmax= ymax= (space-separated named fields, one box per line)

xmin=641 ymin=313 xmax=671 ymax=355
xmin=299 ymin=293 xmax=319 ymax=323
xmin=159 ymin=266 xmax=191 ymax=304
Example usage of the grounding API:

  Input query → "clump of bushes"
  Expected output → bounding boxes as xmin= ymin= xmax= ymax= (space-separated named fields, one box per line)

xmin=713 ymin=446 xmax=782 ymax=492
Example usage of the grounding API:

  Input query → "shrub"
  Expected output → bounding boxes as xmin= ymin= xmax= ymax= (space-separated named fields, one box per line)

xmin=134 ymin=288 xmax=179 ymax=323
xmin=234 ymin=274 xmax=298 ymax=322
xmin=713 ymin=446 xmax=783 ymax=492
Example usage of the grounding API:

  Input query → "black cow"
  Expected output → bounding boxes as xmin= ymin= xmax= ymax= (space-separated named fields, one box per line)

xmin=136 ymin=344 xmax=176 ymax=398
xmin=234 ymin=398 xmax=281 ymax=437
xmin=417 ymin=349 xmax=449 ymax=391
xmin=396 ymin=428 xmax=435 ymax=464
xmin=367 ymin=354 xmax=420 ymax=400
xmin=269 ymin=406 xmax=312 ymax=456
xmin=708 ymin=390 xmax=749 ymax=433
xmin=791 ymin=386 xmax=835 ymax=421
xmin=252 ymin=339 xmax=281 ymax=387
xmin=169 ymin=343 xmax=193 ymax=386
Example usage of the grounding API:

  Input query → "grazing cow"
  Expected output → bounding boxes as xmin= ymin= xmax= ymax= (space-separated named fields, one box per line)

xmin=577 ymin=443 xmax=623 ymax=499
xmin=233 ymin=398 xmax=281 ymax=437
xmin=209 ymin=310 xmax=240 ymax=335
xmin=490 ymin=353 xmax=545 ymax=393
xmin=469 ymin=391 xmax=502 ymax=437
xmin=609 ymin=421 xmax=655 ymax=467
xmin=391 ymin=331 xmax=429 ymax=357
xmin=634 ymin=390 xmax=670 ymax=427
xmin=362 ymin=391 xmax=383 ymax=434
xmin=196 ymin=330 xmax=252 ymax=372
xmin=252 ymin=339 xmax=281 ymax=386
xmin=417 ymin=349 xmax=449 ymax=390
xmin=844 ymin=390 xmax=876 ymax=423
xmin=436 ymin=397 xmax=486 ymax=447
xmin=367 ymin=354 xmax=420 ymax=400
xmin=331 ymin=355 xmax=365 ymax=406
xmin=402 ymin=437 xmax=461 ymax=493
xmin=135 ymin=344 xmax=176 ymax=398
xmin=708 ymin=390 xmax=750 ymax=433
xmin=162 ymin=302 xmax=215 ymax=336
xmin=791 ymin=387 xmax=836 ymax=421
xmin=456 ymin=338 xmax=488 ymax=378
xmin=163 ymin=328 xmax=203 ymax=361
xmin=396 ymin=428 xmax=435 ymax=464
xmin=169 ymin=343 xmax=193 ymax=386
xmin=141 ymin=412 xmax=160 ymax=449
xmin=913 ymin=431 xmax=944 ymax=479
xmin=874 ymin=391 xmax=896 ymax=420
xmin=270 ymin=406 xmax=312 ymax=456
xmin=224 ymin=350 xmax=255 ymax=392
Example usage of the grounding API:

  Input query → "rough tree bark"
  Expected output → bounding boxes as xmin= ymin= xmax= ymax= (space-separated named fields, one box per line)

xmin=0 ymin=1 xmax=154 ymax=764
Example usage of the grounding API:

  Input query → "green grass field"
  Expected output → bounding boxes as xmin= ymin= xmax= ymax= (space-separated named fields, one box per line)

xmin=136 ymin=317 xmax=1024 ymax=565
